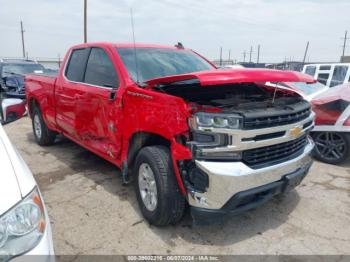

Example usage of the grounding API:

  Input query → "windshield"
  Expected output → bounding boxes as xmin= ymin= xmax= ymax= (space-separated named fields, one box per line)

xmin=287 ymin=81 xmax=327 ymax=95
xmin=1 ymin=63 xmax=45 ymax=77
xmin=117 ymin=48 xmax=214 ymax=82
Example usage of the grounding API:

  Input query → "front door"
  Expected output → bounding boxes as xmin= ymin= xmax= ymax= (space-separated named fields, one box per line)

xmin=74 ymin=47 xmax=122 ymax=161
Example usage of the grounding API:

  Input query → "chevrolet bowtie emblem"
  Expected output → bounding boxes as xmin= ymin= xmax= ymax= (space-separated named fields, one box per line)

xmin=290 ymin=126 xmax=302 ymax=137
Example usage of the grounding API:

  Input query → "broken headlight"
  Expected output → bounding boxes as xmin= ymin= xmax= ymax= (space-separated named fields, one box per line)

xmin=189 ymin=112 xmax=242 ymax=130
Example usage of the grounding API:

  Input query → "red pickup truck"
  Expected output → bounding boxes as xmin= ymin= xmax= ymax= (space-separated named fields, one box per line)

xmin=26 ymin=42 xmax=315 ymax=225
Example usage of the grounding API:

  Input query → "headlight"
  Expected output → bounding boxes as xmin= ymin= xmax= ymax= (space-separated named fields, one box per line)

xmin=190 ymin=112 xmax=242 ymax=130
xmin=0 ymin=187 xmax=46 ymax=259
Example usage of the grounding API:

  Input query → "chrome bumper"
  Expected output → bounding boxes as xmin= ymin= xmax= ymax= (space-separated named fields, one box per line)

xmin=187 ymin=137 xmax=314 ymax=209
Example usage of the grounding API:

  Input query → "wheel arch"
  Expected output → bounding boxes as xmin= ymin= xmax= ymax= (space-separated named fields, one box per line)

xmin=126 ymin=131 xmax=171 ymax=169
xmin=28 ymin=97 xmax=40 ymax=118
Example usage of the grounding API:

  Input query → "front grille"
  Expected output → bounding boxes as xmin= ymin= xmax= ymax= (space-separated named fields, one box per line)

xmin=244 ymin=108 xmax=311 ymax=129
xmin=243 ymin=135 xmax=308 ymax=169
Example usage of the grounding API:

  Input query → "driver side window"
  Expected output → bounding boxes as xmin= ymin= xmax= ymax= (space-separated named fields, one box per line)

xmin=84 ymin=47 xmax=119 ymax=88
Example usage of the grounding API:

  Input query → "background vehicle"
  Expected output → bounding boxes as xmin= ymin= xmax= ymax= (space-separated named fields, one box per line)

xmin=0 ymin=59 xmax=45 ymax=99
xmin=0 ymin=122 xmax=54 ymax=259
xmin=26 ymin=42 xmax=315 ymax=225
xmin=310 ymin=83 xmax=350 ymax=164
xmin=302 ymin=63 xmax=350 ymax=87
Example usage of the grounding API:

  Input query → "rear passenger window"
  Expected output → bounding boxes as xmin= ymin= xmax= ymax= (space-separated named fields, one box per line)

xmin=65 ymin=48 xmax=90 ymax=82
xmin=330 ymin=65 xmax=348 ymax=87
xmin=317 ymin=73 xmax=329 ymax=85
xmin=84 ymin=48 xmax=119 ymax=88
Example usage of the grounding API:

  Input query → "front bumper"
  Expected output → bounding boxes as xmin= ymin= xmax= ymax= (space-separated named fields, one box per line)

xmin=191 ymin=160 xmax=312 ymax=225
xmin=187 ymin=136 xmax=314 ymax=210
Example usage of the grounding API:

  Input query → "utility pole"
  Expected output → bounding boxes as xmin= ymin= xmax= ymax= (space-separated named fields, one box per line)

xmin=341 ymin=30 xmax=348 ymax=62
xmin=249 ymin=46 xmax=253 ymax=63
xmin=228 ymin=49 xmax=231 ymax=63
xmin=243 ymin=51 xmax=246 ymax=62
xmin=257 ymin=45 xmax=260 ymax=64
xmin=220 ymin=47 xmax=223 ymax=66
xmin=20 ymin=21 xmax=26 ymax=58
xmin=302 ymin=41 xmax=309 ymax=65
xmin=84 ymin=0 xmax=87 ymax=43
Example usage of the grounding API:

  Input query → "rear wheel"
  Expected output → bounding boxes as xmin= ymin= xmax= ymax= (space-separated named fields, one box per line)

xmin=32 ymin=107 xmax=56 ymax=146
xmin=134 ymin=146 xmax=185 ymax=226
xmin=312 ymin=132 xmax=350 ymax=164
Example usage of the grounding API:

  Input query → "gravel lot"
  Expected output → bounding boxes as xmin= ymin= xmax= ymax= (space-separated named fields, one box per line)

xmin=4 ymin=117 xmax=350 ymax=255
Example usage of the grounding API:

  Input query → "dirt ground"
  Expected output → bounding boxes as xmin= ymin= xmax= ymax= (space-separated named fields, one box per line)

xmin=4 ymin=117 xmax=350 ymax=255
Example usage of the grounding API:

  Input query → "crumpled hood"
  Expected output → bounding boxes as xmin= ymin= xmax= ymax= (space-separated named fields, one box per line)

xmin=145 ymin=68 xmax=315 ymax=88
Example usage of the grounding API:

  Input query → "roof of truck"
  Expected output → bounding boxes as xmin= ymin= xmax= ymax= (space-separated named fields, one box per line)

xmin=70 ymin=42 xmax=187 ymax=50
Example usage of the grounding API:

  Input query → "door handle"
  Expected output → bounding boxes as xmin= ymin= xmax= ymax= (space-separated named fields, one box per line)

xmin=109 ymin=89 xmax=117 ymax=101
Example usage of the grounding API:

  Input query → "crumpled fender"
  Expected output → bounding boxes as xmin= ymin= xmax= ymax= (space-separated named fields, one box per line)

xmin=170 ymin=138 xmax=192 ymax=195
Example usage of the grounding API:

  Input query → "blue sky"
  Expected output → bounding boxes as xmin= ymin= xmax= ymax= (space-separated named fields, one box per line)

xmin=0 ymin=0 xmax=349 ymax=62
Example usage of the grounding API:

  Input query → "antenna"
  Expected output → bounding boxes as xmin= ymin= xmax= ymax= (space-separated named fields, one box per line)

xmin=130 ymin=8 xmax=140 ymax=84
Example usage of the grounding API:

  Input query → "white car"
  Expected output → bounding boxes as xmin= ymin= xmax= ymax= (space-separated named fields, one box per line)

xmin=0 ymin=124 xmax=54 ymax=259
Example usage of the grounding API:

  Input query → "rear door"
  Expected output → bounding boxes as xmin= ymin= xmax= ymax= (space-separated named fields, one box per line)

xmin=56 ymin=48 xmax=90 ymax=136
xmin=75 ymin=47 xmax=122 ymax=160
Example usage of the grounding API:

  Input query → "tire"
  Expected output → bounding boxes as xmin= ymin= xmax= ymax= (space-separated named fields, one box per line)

xmin=134 ymin=146 xmax=185 ymax=226
xmin=32 ymin=107 xmax=56 ymax=146
xmin=312 ymin=132 xmax=350 ymax=165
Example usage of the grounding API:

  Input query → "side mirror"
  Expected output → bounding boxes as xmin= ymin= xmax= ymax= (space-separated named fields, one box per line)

xmin=0 ymin=98 xmax=26 ymax=125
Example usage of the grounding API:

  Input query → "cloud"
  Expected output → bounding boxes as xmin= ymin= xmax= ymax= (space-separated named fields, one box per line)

xmin=0 ymin=0 xmax=349 ymax=62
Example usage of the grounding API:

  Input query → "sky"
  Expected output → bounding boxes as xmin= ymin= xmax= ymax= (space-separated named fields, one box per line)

xmin=0 ymin=0 xmax=349 ymax=63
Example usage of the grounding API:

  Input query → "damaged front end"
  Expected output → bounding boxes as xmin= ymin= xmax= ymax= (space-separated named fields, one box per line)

xmin=148 ymin=70 xmax=316 ymax=223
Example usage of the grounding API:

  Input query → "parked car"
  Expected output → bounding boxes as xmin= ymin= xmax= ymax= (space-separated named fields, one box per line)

xmin=302 ymin=63 xmax=350 ymax=87
xmin=0 ymin=98 xmax=27 ymax=125
xmin=0 ymin=122 xmax=54 ymax=259
xmin=26 ymin=42 xmax=315 ymax=225
xmin=310 ymin=83 xmax=350 ymax=164
xmin=0 ymin=60 xmax=45 ymax=99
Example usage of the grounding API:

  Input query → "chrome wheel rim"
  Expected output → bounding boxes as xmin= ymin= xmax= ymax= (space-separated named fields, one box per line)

xmin=33 ymin=114 xmax=42 ymax=139
xmin=138 ymin=163 xmax=158 ymax=212
xmin=314 ymin=132 xmax=346 ymax=161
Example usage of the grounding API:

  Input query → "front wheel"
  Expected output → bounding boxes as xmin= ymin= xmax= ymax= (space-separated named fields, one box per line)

xmin=32 ymin=107 xmax=57 ymax=146
xmin=134 ymin=146 xmax=185 ymax=226
xmin=312 ymin=132 xmax=350 ymax=164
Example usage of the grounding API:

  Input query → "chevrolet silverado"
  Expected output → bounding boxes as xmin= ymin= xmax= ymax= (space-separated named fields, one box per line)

xmin=25 ymin=42 xmax=315 ymax=225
